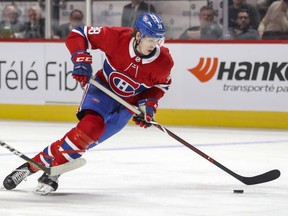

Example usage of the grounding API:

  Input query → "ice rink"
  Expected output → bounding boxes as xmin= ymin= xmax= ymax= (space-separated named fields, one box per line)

xmin=0 ymin=120 xmax=287 ymax=216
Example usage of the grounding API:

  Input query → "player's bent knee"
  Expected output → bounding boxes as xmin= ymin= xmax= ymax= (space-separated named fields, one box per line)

xmin=51 ymin=127 xmax=95 ymax=166
xmin=66 ymin=127 xmax=96 ymax=150
xmin=77 ymin=111 xmax=106 ymax=142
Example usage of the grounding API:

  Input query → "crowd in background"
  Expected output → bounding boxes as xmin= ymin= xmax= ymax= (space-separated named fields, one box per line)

xmin=0 ymin=0 xmax=287 ymax=40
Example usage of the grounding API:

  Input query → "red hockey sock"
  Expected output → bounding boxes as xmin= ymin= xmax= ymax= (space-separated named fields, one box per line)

xmin=31 ymin=138 xmax=65 ymax=172
xmin=50 ymin=127 xmax=94 ymax=166
xmin=31 ymin=111 xmax=105 ymax=169
xmin=51 ymin=112 xmax=105 ymax=166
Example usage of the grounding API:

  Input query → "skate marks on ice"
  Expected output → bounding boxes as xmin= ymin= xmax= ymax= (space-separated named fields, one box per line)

xmin=1 ymin=179 xmax=287 ymax=216
xmin=0 ymin=121 xmax=287 ymax=216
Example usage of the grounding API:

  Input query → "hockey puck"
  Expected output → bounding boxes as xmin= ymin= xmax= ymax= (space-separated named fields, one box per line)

xmin=233 ymin=190 xmax=244 ymax=194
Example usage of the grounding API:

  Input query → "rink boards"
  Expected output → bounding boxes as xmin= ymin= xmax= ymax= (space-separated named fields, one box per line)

xmin=0 ymin=104 xmax=287 ymax=129
xmin=0 ymin=41 xmax=287 ymax=129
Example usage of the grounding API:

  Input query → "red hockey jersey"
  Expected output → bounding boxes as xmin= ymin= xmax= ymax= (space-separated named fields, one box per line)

xmin=66 ymin=26 xmax=174 ymax=105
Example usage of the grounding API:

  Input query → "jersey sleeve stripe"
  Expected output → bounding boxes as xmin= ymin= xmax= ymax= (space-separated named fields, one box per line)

xmin=72 ymin=26 xmax=91 ymax=50
xmin=154 ymin=84 xmax=170 ymax=93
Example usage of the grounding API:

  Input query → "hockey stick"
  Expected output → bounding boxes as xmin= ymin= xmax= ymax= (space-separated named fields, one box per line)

xmin=0 ymin=140 xmax=86 ymax=176
xmin=89 ymin=79 xmax=281 ymax=185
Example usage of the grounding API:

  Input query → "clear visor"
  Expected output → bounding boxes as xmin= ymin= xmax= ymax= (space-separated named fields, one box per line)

xmin=142 ymin=36 xmax=165 ymax=47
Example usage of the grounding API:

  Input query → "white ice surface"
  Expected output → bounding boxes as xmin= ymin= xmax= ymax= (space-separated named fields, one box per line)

xmin=0 ymin=120 xmax=287 ymax=216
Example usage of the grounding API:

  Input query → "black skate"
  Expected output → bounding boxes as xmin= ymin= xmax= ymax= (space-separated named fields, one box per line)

xmin=34 ymin=173 xmax=59 ymax=195
xmin=3 ymin=162 xmax=35 ymax=190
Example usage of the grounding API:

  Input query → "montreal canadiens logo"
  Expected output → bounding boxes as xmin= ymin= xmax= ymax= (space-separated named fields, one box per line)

xmin=143 ymin=15 xmax=148 ymax=22
xmin=109 ymin=72 xmax=140 ymax=97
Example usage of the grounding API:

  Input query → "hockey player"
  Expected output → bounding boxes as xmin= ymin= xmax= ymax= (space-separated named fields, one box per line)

xmin=3 ymin=13 xmax=174 ymax=195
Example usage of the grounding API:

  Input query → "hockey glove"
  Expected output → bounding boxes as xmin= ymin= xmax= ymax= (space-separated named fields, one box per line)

xmin=132 ymin=98 xmax=158 ymax=128
xmin=71 ymin=50 xmax=93 ymax=87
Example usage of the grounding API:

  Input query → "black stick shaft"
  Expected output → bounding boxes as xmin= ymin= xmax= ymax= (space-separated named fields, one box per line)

xmin=90 ymin=79 xmax=281 ymax=185
xmin=0 ymin=140 xmax=51 ymax=174
xmin=155 ymin=124 xmax=280 ymax=185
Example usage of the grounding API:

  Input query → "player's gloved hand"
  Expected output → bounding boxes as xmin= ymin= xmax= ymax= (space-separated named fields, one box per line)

xmin=132 ymin=98 xmax=158 ymax=128
xmin=71 ymin=50 xmax=93 ymax=87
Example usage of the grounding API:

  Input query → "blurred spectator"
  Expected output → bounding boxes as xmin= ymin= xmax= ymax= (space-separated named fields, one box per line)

xmin=0 ymin=4 xmax=25 ymax=38
xmin=23 ymin=6 xmax=45 ymax=38
xmin=229 ymin=0 xmax=261 ymax=30
xmin=256 ymin=0 xmax=279 ymax=19
xmin=258 ymin=0 xmax=288 ymax=39
xmin=53 ymin=9 xmax=84 ymax=39
xmin=121 ymin=0 xmax=156 ymax=27
xmin=228 ymin=9 xmax=260 ymax=39
xmin=179 ymin=6 xmax=222 ymax=40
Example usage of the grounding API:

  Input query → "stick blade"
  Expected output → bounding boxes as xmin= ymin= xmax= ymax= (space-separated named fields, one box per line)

xmin=49 ymin=158 xmax=86 ymax=175
xmin=241 ymin=169 xmax=281 ymax=185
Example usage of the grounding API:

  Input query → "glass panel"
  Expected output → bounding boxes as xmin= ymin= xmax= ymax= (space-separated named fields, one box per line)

xmin=0 ymin=0 xmax=45 ymax=39
xmin=89 ymin=0 xmax=224 ymax=40
xmin=1 ymin=1 xmax=287 ymax=41
xmin=91 ymin=0 xmax=211 ymax=39
xmin=54 ymin=0 xmax=86 ymax=39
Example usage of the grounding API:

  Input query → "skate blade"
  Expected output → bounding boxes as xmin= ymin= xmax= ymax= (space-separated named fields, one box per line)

xmin=34 ymin=184 xmax=55 ymax=195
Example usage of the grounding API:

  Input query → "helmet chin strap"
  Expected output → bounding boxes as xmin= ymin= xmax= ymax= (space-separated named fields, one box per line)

xmin=133 ymin=37 xmax=145 ymax=57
